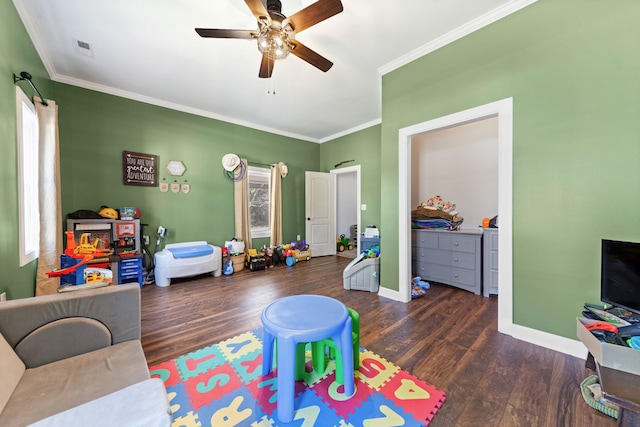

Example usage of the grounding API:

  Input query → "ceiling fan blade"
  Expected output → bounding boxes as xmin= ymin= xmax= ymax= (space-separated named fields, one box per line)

xmin=285 ymin=0 xmax=343 ymax=33
xmin=259 ymin=54 xmax=275 ymax=78
xmin=289 ymin=40 xmax=333 ymax=72
xmin=195 ymin=28 xmax=257 ymax=39
xmin=245 ymin=0 xmax=270 ymax=23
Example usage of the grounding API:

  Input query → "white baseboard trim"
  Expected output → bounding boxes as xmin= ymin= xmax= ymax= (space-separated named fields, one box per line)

xmin=501 ymin=323 xmax=588 ymax=359
xmin=377 ymin=287 xmax=407 ymax=302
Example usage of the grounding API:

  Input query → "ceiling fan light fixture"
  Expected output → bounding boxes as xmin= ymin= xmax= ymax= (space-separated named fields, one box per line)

xmin=257 ymin=26 xmax=291 ymax=60
xmin=196 ymin=0 xmax=343 ymax=77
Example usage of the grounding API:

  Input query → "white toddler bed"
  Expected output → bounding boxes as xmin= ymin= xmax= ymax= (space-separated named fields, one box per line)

xmin=154 ymin=241 xmax=222 ymax=287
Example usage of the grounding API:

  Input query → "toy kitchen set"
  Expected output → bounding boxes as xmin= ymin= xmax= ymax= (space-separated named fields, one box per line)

xmin=53 ymin=217 xmax=144 ymax=290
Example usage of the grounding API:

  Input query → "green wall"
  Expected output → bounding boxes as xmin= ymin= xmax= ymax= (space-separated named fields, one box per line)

xmin=319 ymin=124 xmax=382 ymax=228
xmin=54 ymin=83 xmax=319 ymax=249
xmin=2 ymin=1 xmax=320 ymax=299
xmin=0 ymin=1 xmax=53 ymax=299
xmin=380 ymin=0 xmax=640 ymax=338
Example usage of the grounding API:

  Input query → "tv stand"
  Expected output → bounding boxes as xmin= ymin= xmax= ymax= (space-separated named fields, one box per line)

xmin=581 ymin=336 xmax=640 ymax=425
xmin=594 ymin=356 xmax=640 ymax=426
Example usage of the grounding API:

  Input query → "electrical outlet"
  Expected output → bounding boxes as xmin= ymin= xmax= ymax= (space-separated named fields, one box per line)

xmin=0 ymin=292 xmax=6 ymax=302
xmin=297 ymin=234 xmax=301 ymax=241
xmin=144 ymin=235 xmax=150 ymax=245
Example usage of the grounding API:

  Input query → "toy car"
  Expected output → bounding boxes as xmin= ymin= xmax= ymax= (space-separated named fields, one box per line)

xmin=336 ymin=234 xmax=353 ymax=252
xmin=295 ymin=249 xmax=311 ymax=261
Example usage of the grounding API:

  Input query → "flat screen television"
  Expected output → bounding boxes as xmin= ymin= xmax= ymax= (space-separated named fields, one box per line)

xmin=601 ymin=239 xmax=640 ymax=314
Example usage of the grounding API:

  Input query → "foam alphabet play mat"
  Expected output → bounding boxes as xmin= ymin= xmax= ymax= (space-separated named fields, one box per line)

xmin=149 ymin=328 xmax=446 ymax=426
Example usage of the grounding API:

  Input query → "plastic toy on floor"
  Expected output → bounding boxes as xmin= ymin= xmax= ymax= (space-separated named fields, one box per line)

xmin=411 ymin=276 xmax=430 ymax=299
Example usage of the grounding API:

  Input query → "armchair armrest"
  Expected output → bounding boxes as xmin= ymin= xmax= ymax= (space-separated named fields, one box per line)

xmin=0 ymin=283 xmax=141 ymax=367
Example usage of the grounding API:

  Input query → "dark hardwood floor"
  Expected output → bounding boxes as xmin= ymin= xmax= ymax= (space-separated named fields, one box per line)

xmin=140 ymin=255 xmax=614 ymax=427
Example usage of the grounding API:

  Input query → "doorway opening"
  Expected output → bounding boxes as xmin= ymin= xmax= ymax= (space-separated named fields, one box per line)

xmin=397 ymin=98 xmax=513 ymax=333
xmin=332 ymin=165 xmax=361 ymax=256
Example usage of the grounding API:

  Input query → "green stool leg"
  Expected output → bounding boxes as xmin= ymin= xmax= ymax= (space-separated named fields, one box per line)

xmin=295 ymin=342 xmax=307 ymax=380
xmin=295 ymin=308 xmax=361 ymax=383
xmin=349 ymin=308 xmax=360 ymax=370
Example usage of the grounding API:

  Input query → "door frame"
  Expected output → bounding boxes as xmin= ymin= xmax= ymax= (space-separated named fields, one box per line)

xmin=331 ymin=165 xmax=361 ymax=251
xmin=397 ymin=97 xmax=513 ymax=333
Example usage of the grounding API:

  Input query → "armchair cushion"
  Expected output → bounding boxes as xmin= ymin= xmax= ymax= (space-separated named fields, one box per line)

xmin=0 ymin=340 xmax=150 ymax=427
xmin=15 ymin=317 xmax=111 ymax=368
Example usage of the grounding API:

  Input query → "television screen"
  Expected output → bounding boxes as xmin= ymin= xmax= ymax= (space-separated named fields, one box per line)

xmin=601 ymin=239 xmax=640 ymax=314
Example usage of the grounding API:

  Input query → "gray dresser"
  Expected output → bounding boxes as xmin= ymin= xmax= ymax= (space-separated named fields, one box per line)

xmin=411 ymin=229 xmax=483 ymax=295
xmin=482 ymin=228 xmax=499 ymax=296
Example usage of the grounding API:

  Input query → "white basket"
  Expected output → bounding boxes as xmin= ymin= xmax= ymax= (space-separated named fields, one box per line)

xmin=224 ymin=240 xmax=245 ymax=254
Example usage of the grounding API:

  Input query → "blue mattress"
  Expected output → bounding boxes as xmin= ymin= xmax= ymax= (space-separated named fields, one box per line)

xmin=168 ymin=245 xmax=213 ymax=259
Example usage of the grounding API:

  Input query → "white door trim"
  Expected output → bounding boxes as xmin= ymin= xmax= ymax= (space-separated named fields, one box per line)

xmin=396 ymin=98 xmax=514 ymax=332
xmin=330 ymin=165 xmax=361 ymax=251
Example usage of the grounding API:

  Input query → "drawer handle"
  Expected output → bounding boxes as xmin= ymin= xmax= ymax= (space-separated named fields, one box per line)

xmin=453 ymin=273 xmax=459 ymax=278
xmin=454 ymin=242 xmax=459 ymax=246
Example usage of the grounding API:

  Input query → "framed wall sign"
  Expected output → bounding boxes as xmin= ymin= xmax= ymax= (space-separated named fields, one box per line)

xmin=123 ymin=151 xmax=158 ymax=186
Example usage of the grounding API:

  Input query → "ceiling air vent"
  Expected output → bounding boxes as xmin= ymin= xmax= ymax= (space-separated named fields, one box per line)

xmin=73 ymin=38 xmax=94 ymax=58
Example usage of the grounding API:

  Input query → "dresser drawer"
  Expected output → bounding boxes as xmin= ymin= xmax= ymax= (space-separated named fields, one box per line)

xmin=486 ymin=269 xmax=499 ymax=293
xmin=412 ymin=262 xmax=477 ymax=292
xmin=437 ymin=234 xmax=478 ymax=254
xmin=411 ymin=231 xmax=439 ymax=249
xmin=412 ymin=247 xmax=476 ymax=270
xmin=486 ymin=229 xmax=499 ymax=250
xmin=487 ymin=251 xmax=498 ymax=269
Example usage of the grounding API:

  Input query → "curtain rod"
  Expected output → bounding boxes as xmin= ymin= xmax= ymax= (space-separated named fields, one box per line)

xmin=247 ymin=161 xmax=272 ymax=168
xmin=13 ymin=71 xmax=48 ymax=106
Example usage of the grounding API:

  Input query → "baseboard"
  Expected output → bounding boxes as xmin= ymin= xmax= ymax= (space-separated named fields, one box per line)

xmin=377 ymin=286 xmax=405 ymax=302
xmin=501 ymin=322 xmax=588 ymax=359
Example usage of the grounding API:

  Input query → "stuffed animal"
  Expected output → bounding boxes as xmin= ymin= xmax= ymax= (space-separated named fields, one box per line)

xmin=421 ymin=195 xmax=457 ymax=215
xmin=263 ymin=247 xmax=274 ymax=268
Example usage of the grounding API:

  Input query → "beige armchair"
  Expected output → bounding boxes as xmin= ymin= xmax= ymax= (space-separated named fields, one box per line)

xmin=0 ymin=283 xmax=171 ymax=427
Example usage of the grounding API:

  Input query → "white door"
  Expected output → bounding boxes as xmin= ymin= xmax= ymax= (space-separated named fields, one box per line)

xmin=305 ymin=171 xmax=336 ymax=257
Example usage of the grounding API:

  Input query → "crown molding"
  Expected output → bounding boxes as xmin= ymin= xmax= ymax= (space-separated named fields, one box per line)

xmin=51 ymin=73 xmax=320 ymax=143
xmin=378 ymin=0 xmax=539 ymax=76
xmin=318 ymin=118 xmax=382 ymax=144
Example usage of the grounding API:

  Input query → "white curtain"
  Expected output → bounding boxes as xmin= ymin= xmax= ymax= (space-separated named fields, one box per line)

xmin=269 ymin=163 xmax=283 ymax=247
xmin=34 ymin=97 xmax=62 ymax=296
xmin=234 ymin=158 xmax=252 ymax=250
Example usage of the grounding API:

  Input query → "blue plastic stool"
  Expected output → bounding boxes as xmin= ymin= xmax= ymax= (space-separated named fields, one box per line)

xmin=262 ymin=295 xmax=355 ymax=423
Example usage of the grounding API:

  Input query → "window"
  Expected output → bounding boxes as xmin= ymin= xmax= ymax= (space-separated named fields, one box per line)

xmin=247 ymin=166 xmax=270 ymax=238
xmin=16 ymin=87 xmax=39 ymax=266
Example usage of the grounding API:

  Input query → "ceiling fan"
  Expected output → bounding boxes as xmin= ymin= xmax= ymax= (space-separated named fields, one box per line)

xmin=196 ymin=0 xmax=343 ymax=78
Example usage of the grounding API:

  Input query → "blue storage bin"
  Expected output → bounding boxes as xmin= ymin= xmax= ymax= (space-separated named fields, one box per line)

xmin=359 ymin=234 xmax=380 ymax=254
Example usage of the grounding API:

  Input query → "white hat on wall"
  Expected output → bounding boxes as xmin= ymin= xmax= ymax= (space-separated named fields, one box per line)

xmin=278 ymin=162 xmax=288 ymax=178
xmin=222 ymin=153 xmax=240 ymax=171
